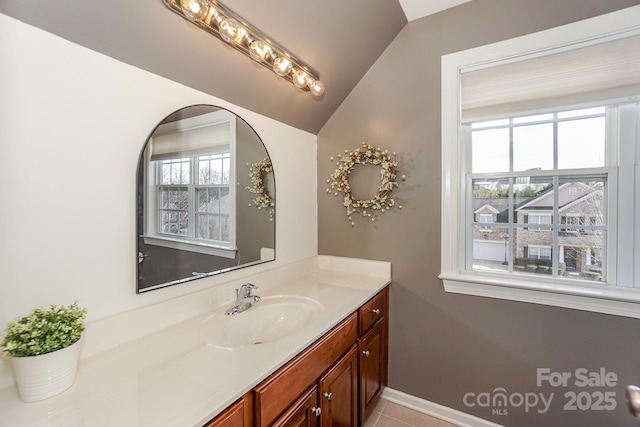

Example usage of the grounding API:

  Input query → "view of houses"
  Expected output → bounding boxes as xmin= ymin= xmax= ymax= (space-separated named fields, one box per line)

xmin=473 ymin=181 xmax=605 ymax=280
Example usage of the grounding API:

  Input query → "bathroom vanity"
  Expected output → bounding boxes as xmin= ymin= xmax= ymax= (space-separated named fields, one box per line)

xmin=207 ymin=286 xmax=389 ymax=427
xmin=0 ymin=256 xmax=390 ymax=427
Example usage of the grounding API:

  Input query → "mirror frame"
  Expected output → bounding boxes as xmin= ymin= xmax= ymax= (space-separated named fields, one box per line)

xmin=136 ymin=104 xmax=276 ymax=293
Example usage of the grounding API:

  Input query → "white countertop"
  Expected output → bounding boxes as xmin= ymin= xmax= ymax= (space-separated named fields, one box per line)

xmin=0 ymin=259 xmax=390 ymax=427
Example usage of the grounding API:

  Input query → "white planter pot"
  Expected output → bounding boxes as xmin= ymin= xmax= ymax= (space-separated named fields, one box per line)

xmin=11 ymin=338 xmax=82 ymax=402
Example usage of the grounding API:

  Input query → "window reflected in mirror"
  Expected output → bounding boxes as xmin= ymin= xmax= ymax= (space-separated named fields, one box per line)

xmin=137 ymin=105 xmax=275 ymax=293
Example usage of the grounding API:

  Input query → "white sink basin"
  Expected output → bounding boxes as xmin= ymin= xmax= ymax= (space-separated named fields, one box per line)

xmin=200 ymin=295 xmax=324 ymax=349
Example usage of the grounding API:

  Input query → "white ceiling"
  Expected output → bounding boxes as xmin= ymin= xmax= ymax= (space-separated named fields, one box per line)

xmin=398 ymin=0 xmax=473 ymax=21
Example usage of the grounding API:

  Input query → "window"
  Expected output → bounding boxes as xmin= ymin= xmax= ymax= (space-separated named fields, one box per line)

xmin=469 ymin=107 xmax=608 ymax=281
xmin=157 ymin=152 xmax=232 ymax=244
xmin=195 ymin=153 xmax=231 ymax=242
xmin=143 ymin=110 xmax=237 ymax=258
xmin=561 ymin=213 xmax=583 ymax=233
xmin=441 ymin=6 xmax=640 ymax=318
xmin=526 ymin=214 xmax=553 ymax=231
xmin=527 ymin=245 xmax=551 ymax=260
xmin=479 ymin=214 xmax=493 ymax=232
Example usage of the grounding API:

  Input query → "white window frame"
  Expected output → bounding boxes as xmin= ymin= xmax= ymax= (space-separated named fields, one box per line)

xmin=440 ymin=6 xmax=640 ymax=318
xmin=143 ymin=110 xmax=237 ymax=259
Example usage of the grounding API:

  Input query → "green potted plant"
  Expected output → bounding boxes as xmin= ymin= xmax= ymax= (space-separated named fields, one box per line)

xmin=1 ymin=301 xmax=87 ymax=402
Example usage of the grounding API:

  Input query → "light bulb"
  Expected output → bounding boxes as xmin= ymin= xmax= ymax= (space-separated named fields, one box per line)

xmin=292 ymin=69 xmax=309 ymax=89
xmin=180 ymin=0 xmax=208 ymax=21
xmin=309 ymin=80 xmax=325 ymax=97
xmin=219 ymin=18 xmax=238 ymax=43
xmin=273 ymin=57 xmax=292 ymax=76
xmin=249 ymin=40 xmax=273 ymax=62
xmin=234 ymin=26 xmax=249 ymax=45
xmin=209 ymin=7 xmax=223 ymax=26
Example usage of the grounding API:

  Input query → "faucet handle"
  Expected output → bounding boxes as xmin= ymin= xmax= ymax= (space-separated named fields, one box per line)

xmin=239 ymin=283 xmax=258 ymax=297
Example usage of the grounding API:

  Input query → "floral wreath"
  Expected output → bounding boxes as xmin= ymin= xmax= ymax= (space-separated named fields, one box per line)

xmin=246 ymin=158 xmax=275 ymax=221
xmin=327 ymin=142 xmax=404 ymax=226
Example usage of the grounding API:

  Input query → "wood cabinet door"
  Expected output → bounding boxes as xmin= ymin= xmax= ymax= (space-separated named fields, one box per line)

xmin=254 ymin=314 xmax=358 ymax=427
xmin=272 ymin=387 xmax=319 ymax=427
xmin=359 ymin=319 xmax=386 ymax=424
xmin=319 ymin=345 xmax=358 ymax=427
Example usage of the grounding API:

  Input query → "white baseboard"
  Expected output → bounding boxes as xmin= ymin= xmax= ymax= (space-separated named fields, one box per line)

xmin=381 ymin=388 xmax=504 ymax=427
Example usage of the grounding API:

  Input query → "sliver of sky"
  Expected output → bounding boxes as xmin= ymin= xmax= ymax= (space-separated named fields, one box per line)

xmin=471 ymin=107 xmax=605 ymax=174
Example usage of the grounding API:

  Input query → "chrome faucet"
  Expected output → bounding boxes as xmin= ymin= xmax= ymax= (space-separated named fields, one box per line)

xmin=226 ymin=283 xmax=261 ymax=315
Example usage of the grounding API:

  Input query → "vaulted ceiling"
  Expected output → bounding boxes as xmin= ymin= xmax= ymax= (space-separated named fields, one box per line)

xmin=0 ymin=0 xmax=470 ymax=134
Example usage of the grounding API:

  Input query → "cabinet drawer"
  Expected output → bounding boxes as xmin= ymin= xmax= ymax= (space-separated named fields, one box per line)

xmin=253 ymin=313 xmax=358 ymax=427
xmin=358 ymin=288 xmax=388 ymax=335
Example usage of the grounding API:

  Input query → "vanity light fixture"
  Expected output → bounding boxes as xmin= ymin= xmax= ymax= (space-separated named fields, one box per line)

xmin=163 ymin=0 xmax=325 ymax=97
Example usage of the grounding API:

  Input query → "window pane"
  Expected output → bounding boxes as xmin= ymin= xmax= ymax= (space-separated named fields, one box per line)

xmin=220 ymin=216 xmax=230 ymax=242
xmin=472 ymin=178 xmax=510 ymax=201
xmin=198 ymin=188 xmax=221 ymax=213
xmin=199 ymin=155 xmax=220 ymax=185
xmin=197 ymin=214 xmax=219 ymax=240
xmin=161 ymin=211 xmax=188 ymax=235
xmin=558 ymin=176 xmax=605 ymax=281
xmin=470 ymin=170 xmax=607 ymax=282
xmin=472 ymin=128 xmax=509 ymax=173
xmin=473 ymin=226 xmax=509 ymax=273
xmin=161 ymin=158 xmax=190 ymax=185
xmin=515 ymin=242 xmax=554 ymax=277
xmin=159 ymin=187 xmax=189 ymax=236
xmin=558 ymin=116 xmax=605 ymax=169
xmin=223 ymin=157 xmax=231 ymax=184
xmin=513 ymin=123 xmax=553 ymax=171
xmin=159 ymin=188 xmax=188 ymax=210
xmin=160 ymin=189 xmax=173 ymax=209
xmin=196 ymin=186 xmax=230 ymax=243
xmin=219 ymin=187 xmax=230 ymax=214
xmin=198 ymin=153 xmax=230 ymax=185
xmin=559 ymin=234 xmax=604 ymax=282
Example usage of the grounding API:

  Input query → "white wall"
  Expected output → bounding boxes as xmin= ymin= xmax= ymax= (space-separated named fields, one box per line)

xmin=0 ymin=14 xmax=317 ymax=384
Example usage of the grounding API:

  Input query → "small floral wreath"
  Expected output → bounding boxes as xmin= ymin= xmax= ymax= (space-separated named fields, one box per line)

xmin=326 ymin=142 xmax=404 ymax=226
xmin=246 ymin=158 xmax=275 ymax=221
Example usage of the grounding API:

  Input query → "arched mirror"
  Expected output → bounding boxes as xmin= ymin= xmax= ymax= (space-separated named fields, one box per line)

xmin=137 ymin=105 xmax=275 ymax=292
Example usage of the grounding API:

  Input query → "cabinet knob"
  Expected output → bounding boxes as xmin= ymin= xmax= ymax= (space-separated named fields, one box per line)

xmin=372 ymin=308 xmax=381 ymax=315
xmin=311 ymin=406 xmax=322 ymax=417
xmin=323 ymin=392 xmax=333 ymax=401
xmin=362 ymin=350 xmax=370 ymax=358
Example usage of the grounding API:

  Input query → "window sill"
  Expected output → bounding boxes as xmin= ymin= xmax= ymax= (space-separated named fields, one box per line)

xmin=142 ymin=235 xmax=236 ymax=259
xmin=439 ymin=273 xmax=640 ymax=319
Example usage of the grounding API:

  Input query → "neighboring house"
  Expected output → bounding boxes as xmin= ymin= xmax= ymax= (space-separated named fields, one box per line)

xmin=474 ymin=182 xmax=604 ymax=277
xmin=472 ymin=197 xmax=528 ymax=263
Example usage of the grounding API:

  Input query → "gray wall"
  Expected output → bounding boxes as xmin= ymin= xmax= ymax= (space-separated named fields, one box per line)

xmin=236 ymin=118 xmax=276 ymax=263
xmin=317 ymin=1 xmax=640 ymax=426
xmin=0 ymin=0 xmax=406 ymax=134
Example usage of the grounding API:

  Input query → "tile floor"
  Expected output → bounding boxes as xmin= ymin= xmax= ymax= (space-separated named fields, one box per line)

xmin=364 ymin=398 xmax=460 ymax=427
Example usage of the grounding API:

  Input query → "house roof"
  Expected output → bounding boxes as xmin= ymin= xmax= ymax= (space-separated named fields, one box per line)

xmin=473 ymin=197 xmax=529 ymax=223
xmin=516 ymin=182 xmax=597 ymax=211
